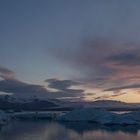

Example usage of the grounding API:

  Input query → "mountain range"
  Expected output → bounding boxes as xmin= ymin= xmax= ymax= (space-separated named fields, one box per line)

xmin=0 ymin=95 xmax=140 ymax=111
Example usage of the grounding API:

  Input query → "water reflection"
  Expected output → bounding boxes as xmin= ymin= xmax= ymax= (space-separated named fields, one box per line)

xmin=0 ymin=121 xmax=140 ymax=140
xmin=60 ymin=122 xmax=140 ymax=134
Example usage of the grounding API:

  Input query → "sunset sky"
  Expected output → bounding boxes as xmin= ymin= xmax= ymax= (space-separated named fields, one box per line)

xmin=0 ymin=0 xmax=140 ymax=102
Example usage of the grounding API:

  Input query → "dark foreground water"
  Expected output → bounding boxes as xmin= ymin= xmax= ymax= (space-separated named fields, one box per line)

xmin=0 ymin=121 xmax=140 ymax=140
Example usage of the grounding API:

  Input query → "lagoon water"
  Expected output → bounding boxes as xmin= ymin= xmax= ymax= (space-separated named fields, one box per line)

xmin=0 ymin=120 xmax=140 ymax=140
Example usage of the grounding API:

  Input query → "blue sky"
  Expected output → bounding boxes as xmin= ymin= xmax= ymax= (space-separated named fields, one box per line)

xmin=1 ymin=0 xmax=140 ymax=102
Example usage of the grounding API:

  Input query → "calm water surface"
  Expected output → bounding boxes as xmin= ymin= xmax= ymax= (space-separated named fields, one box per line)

xmin=0 ymin=120 xmax=140 ymax=140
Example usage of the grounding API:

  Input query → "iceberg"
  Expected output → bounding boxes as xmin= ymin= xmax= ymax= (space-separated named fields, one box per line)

xmin=57 ymin=108 xmax=114 ymax=123
xmin=57 ymin=107 xmax=138 ymax=125
xmin=113 ymin=114 xmax=137 ymax=125
xmin=128 ymin=110 xmax=140 ymax=122
xmin=0 ymin=111 xmax=10 ymax=125
xmin=14 ymin=111 xmax=58 ymax=120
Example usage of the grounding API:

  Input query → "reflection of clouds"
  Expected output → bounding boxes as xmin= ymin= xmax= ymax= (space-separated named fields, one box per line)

xmin=84 ymin=131 xmax=135 ymax=140
xmin=1 ymin=121 xmax=140 ymax=140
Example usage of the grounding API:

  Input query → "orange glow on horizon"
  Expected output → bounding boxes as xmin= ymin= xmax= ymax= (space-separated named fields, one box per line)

xmin=83 ymin=88 xmax=140 ymax=103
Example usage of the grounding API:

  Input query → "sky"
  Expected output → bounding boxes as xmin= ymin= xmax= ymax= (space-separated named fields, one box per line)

xmin=0 ymin=0 xmax=140 ymax=102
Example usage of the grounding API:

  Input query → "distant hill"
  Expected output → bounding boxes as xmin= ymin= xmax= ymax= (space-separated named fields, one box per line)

xmin=56 ymin=100 xmax=140 ymax=111
xmin=89 ymin=100 xmax=126 ymax=106
xmin=57 ymin=100 xmax=126 ymax=107
xmin=0 ymin=97 xmax=58 ymax=111
xmin=84 ymin=100 xmax=140 ymax=111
